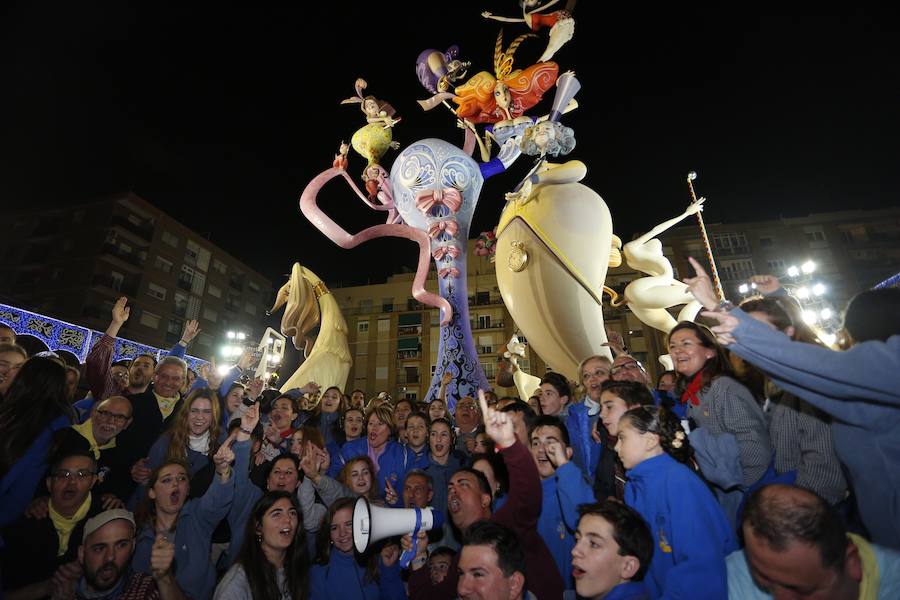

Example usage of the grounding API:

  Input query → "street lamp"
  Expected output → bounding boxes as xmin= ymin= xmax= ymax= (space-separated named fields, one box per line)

xmin=820 ymin=308 xmax=832 ymax=320
xmin=787 ymin=265 xmax=800 ymax=278
xmin=801 ymin=261 xmax=816 ymax=275
xmin=796 ymin=287 xmax=810 ymax=300
xmin=812 ymin=283 xmax=826 ymax=296
xmin=802 ymin=310 xmax=819 ymax=325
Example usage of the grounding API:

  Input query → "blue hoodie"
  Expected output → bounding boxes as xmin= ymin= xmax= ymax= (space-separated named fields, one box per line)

xmin=422 ymin=453 xmax=462 ymax=514
xmin=563 ymin=402 xmax=601 ymax=480
xmin=310 ymin=549 xmax=407 ymax=600
xmin=133 ymin=440 xmax=242 ymax=600
xmin=727 ymin=307 xmax=900 ymax=549
xmin=339 ymin=438 xmax=410 ymax=504
xmin=538 ymin=461 xmax=596 ymax=585
xmin=624 ymin=453 xmax=736 ymax=600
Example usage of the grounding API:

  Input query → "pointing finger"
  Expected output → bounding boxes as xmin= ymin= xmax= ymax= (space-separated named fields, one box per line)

xmin=477 ymin=389 xmax=489 ymax=416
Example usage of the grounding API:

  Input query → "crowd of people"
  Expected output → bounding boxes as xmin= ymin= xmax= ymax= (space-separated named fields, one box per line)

xmin=1 ymin=262 xmax=899 ymax=600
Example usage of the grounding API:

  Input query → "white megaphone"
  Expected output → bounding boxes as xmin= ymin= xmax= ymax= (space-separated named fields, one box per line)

xmin=352 ymin=497 xmax=445 ymax=567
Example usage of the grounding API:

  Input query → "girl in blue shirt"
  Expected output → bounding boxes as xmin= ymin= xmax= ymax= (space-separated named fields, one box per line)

xmin=310 ymin=497 xmax=406 ymax=600
xmin=616 ymin=406 xmax=736 ymax=600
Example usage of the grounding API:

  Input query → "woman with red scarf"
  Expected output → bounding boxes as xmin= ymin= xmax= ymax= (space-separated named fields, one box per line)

xmin=669 ymin=321 xmax=772 ymax=524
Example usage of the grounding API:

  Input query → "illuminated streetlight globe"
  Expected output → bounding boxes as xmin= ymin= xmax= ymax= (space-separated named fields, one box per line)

xmin=812 ymin=283 xmax=826 ymax=296
xmin=801 ymin=261 xmax=816 ymax=274
xmin=227 ymin=331 xmax=236 ymax=339
xmin=787 ymin=266 xmax=800 ymax=278
xmin=797 ymin=287 xmax=810 ymax=300
xmin=802 ymin=310 xmax=818 ymax=324
xmin=821 ymin=308 xmax=833 ymax=320
xmin=739 ymin=284 xmax=749 ymax=294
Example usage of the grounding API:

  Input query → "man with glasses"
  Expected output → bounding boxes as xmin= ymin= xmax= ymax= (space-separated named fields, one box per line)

xmin=56 ymin=396 xmax=135 ymax=506
xmin=610 ymin=354 xmax=686 ymax=420
xmin=1 ymin=451 xmax=103 ymax=598
xmin=453 ymin=396 xmax=482 ymax=454
xmin=610 ymin=355 xmax=651 ymax=387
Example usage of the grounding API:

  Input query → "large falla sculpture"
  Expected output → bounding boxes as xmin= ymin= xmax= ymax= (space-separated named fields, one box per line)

xmin=292 ymin=6 xmax=712 ymax=402
xmin=297 ymin=35 xmax=564 ymax=407
xmin=495 ymin=160 xmax=619 ymax=381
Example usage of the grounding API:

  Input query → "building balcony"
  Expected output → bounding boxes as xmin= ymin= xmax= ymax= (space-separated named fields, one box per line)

xmin=110 ymin=215 xmax=154 ymax=242
xmin=397 ymin=349 xmax=421 ymax=360
xmin=469 ymin=295 xmax=505 ymax=306
xmin=396 ymin=373 xmax=421 ymax=384
xmin=91 ymin=274 xmax=138 ymax=297
xmin=472 ymin=321 xmax=505 ymax=331
xmin=714 ymin=246 xmax=751 ymax=257
xmin=100 ymin=243 xmax=144 ymax=268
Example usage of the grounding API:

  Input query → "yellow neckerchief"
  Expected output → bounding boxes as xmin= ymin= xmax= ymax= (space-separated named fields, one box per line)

xmin=49 ymin=493 xmax=92 ymax=556
xmin=71 ymin=420 xmax=116 ymax=459
xmin=849 ymin=533 xmax=880 ymax=600
xmin=154 ymin=391 xmax=179 ymax=419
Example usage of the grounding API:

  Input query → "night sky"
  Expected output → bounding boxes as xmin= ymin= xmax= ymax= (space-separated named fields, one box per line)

xmin=4 ymin=3 xmax=899 ymax=288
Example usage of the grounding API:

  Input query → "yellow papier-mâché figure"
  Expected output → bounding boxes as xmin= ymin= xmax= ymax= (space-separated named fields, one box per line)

xmin=269 ymin=263 xmax=352 ymax=394
xmin=495 ymin=160 xmax=621 ymax=381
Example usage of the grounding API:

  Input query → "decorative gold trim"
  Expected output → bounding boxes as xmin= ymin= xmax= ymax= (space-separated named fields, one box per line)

xmin=313 ymin=281 xmax=330 ymax=299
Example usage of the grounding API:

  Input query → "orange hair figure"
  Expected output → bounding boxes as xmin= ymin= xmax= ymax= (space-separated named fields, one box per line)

xmin=451 ymin=32 xmax=559 ymax=125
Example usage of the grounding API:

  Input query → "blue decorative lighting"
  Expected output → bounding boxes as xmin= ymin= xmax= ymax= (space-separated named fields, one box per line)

xmin=873 ymin=271 xmax=900 ymax=290
xmin=0 ymin=303 xmax=208 ymax=371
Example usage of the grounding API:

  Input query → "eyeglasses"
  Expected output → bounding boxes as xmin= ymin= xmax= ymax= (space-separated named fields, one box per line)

xmin=51 ymin=469 xmax=96 ymax=481
xmin=611 ymin=360 xmax=643 ymax=375
xmin=95 ymin=408 xmax=130 ymax=424
xmin=582 ymin=368 xmax=611 ymax=380
xmin=457 ymin=404 xmax=478 ymax=412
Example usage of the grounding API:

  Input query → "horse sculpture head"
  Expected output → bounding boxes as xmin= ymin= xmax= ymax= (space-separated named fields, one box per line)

xmin=269 ymin=263 xmax=320 ymax=353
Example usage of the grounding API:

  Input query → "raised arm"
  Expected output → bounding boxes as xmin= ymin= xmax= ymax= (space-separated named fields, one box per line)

xmin=630 ymin=199 xmax=704 ymax=247
xmin=166 ymin=319 xmax=201 ymax=359
xmin=480 ymin=390 xmax=542 ymax=528
xmin=481 ymin=10 xmax=525 ymax=23
xmin=85 ymin=297 xmax=129 ymax=401
xmin=707 ymin=309 xmax=900 ymax=419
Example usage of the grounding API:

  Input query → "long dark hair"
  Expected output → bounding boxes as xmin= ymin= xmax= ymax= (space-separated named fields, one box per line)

xmin=238 ymin=491 xmax=310 ymax=600
xmin=315 ymin=497 xmax=379 ymax=584
xmin=669 ymin=321 xmax=733 ymax=396
xmin=0 ymin=357 xmax=74 ymax=476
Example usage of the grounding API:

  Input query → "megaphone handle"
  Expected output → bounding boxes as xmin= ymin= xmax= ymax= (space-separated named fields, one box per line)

xmin=398 ymin=509 xmax=423 ymax=568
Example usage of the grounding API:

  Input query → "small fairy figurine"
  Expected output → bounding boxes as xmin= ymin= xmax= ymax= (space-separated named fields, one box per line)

xmin=332 ymin=141 xmax=350 ymax=170
xmin=341 ymin=78 xmax=401 ymax=169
